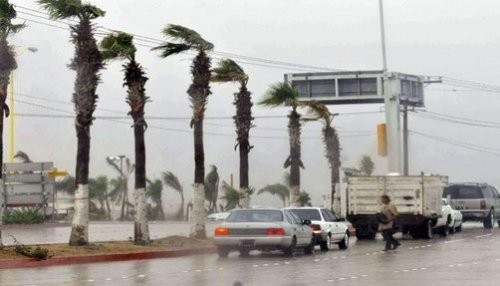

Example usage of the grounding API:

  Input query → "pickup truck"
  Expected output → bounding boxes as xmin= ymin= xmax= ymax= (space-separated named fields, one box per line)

xmin=346 ymin=175 xmax=449 ymax=239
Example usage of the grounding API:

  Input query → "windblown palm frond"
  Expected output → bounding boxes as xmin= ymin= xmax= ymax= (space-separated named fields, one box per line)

xmin=257 ymin=183 xmax=289 ymax=205
xmin=146 ymin=179 xmax=163 ymax=204
xmin=258 ymin=82 xmax=299 ymax=108
xmin=0 ymin=0 xmax=25 ymax=37
xmin=221 ymin=181 xmax=240 ymax=210
xmin=151 ymin=42 xmax=192 ymax=58
xmin=99 ymin=32 xmax=136 ymax=61
xmin=38 ymin=0 xmax=105 ymax=20
xmin=162 ymin=171 xmax=183 ymax=194
xmin=211 ymin=58 xmax=248 ymax=84
xmin=161 ymin=24 xmax=214 ymax=50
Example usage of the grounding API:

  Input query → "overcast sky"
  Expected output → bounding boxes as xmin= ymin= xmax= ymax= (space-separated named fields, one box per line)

xmin=7 ymin=0 xmax=500 ymax=209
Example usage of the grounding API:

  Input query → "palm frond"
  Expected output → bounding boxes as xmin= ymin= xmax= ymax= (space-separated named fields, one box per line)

xmin=38 ymin=0 xmax=104 ymax=20
xmin=100 ymin=32 xmax=135 ymax=61
xmin=161 ymin=24 xmax=213 ymax=50
xmin=258 ymin=82 xmax=299 ymax=108
xmin=302 ymin=100 xmax=337 ymax=126
xmin=211 ymin=58 xmax=247 ymax=83
xmin=257 ymin=183 xmax=289 ymax=204
xmin=221 ymin=181 xmax=240 ymax=210
xmin=162 ymin=171 xmax=183 ymax=193
xmin=151 ymin=42 xmax=192 ymax=58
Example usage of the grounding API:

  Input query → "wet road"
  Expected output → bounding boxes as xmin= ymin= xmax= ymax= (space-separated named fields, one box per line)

xmin=2 ymin=223 xmax=500 ymax=285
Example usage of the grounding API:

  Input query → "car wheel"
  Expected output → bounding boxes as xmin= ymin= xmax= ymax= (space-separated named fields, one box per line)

xmin=338 ymin=232 xmax=349 ymax=250
xmin=449 ymin=220 xmax=456 ymax=234
xmin=217 ymin=247 xmax=230 ymax=258
xmin=284 ymin=237 xmax=297 ymax=257
xmin=483 ymin=210 xmax=495 ymax=229
xmin=304 ymin=237 xmax=315 ymax=255
xmin=439 ymin=224 xmax=449 ymax=237
xmin=239 ymin=248 xmax=250 ymax=257
xmin=320 ymin=234 xmax=331 ymax=251
xmin=456 ymin=224 xmax=462 ymax=232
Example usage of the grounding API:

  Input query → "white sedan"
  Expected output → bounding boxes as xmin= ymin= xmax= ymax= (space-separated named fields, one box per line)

xmin=214 ymin=208 xmax=314 ymax=257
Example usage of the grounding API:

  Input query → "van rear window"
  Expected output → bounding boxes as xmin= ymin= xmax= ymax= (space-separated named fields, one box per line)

xmin=443 ymin=186 xmax=483 ymax=199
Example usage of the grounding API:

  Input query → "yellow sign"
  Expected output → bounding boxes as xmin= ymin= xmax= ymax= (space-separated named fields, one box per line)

xmin=47 ymin=169 xmax=69 ymax=177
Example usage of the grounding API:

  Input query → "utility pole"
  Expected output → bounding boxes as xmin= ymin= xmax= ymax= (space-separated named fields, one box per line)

xmin=403 ymin=103 xmax=409 ymax=175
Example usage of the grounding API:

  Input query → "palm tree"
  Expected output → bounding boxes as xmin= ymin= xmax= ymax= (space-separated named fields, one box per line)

xmin=162 ymin=171 xmax=184 ymax=221
xmin=0 ymin=0 xmax=25 ymax=243
xmin=38 ymin=0 xmax=105 ymax=246
xmin=298 ymin=191 xmax=312 ymax=207
xmin=257 ymin=184 xmax=289 ymax=207
xmin=100 ymin=32 xmax=150 ymax=244
xmin=211 ymin=59 xmax=253 ymax=208
xmin=106 ymin=156 xmax=134 ymax=221
xmin=220 ymin=181 xmax=241 ymax=211
xmin=204 ymin=165 xmax=219 ymax=213
xmin=259 ymin=83 xmax=304 ymax=206
xmin=146 ymin=179 xmax=165 ymax=220
xmin=89 ymin=176 xmax=110 ymax=220
xmin=153 ymin=24 xmax=214 ymax=239
xmin=13 ymin=151 xmax=32 ymax=163
xmin=304 ymin=101 xmax=340 ymax=211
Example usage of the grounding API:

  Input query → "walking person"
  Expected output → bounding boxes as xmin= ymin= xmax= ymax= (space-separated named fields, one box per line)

xmin=378 ymin=194 xmax=400 ymax=251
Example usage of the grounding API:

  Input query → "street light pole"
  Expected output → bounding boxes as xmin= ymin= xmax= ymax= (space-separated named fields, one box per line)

xmin=9 ymin=47 xmax=38 ymax=162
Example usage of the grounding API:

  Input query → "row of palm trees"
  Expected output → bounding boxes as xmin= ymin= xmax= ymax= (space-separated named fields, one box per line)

xmin=0 ymin=0 xmax=341 ymax=246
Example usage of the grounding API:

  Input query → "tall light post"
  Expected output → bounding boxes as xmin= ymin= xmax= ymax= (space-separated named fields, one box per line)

xmin=9 ymin=46 xmax=38 ymax=162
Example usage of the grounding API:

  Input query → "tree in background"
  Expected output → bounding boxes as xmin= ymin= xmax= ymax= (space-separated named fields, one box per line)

xmin=100 ymin=32 xmax=150 ymax=244
xmin=359 ymin=155 xmax=375 ymax=176
xmin=154 ymin=24 xmax=214 ymax=239
xmin=163 ymin=171 xmax=184 ymax=221
xmin=89 ymin=176 xmax=111 ymax=220
xmin=13 ymin=151 xmax=32 ymax=163
xmin=259 ymin=83 xmax=305 ymax=206
xmin=146 ymin=179 xmax=165 ymax=221
xmin=257 ymin=184 xmax=289 ymax=207
xmin=303 ymin=101 xmax=341 ymax=211
xmin=220 ymin=181 xmax=241 ymax=211
xmin=106 ymin=156 xmax=134 ymax=221
xmin=39 ymin=0 xmax=105 ymax=246
xmin=211 ymin=59 xmax=254 ymax=208
xmin=0 ymin=0 xmax=25 ymax=244
xmin=298 ymin=191 xmax=312 ymax=207
xmin=204 ymin=165 xmax=219 ymax=213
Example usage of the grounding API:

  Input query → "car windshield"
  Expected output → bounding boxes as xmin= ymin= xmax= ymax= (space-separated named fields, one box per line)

xmin=444 ymin=185 xmax=483 ymax=199
xmin=289 ymin=209 xmax=322 ymax=221
xmin=225 ymin=210 xmax=283 ymax=222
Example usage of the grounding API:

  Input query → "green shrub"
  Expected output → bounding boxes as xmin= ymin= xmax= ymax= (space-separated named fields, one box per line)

xmin=2 ymin=207 xmax=45 ymax=224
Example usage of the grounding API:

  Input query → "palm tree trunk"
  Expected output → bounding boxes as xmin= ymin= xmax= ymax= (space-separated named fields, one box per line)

xmin=191 ymin=119 xmax=206 ymax=239
xmin=324 ymin=126 xmax=341 ymax=213
xmin=235 ymin=84 xmax=253 ymax=208
xmin=0 ymin=71 xmax=8 ymax=244
xmin=105 ymin=193 xmax=111 ymax=220
xmin=288 ymin=110 xmax=301 ymax=207
xmin=239 ymin=140 xmax=250 ymax=208
xmin=69 ymin=125 xmax=91 ymax=245
xmin=188 ymin=49 xmax=211 ymax=239
xmin=133 ymin=121 xmax=149 ymax=244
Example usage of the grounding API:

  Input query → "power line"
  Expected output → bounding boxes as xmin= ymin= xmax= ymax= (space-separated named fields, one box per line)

xmin=410 ymin=130 xmax=500 ymax=157
xmin=412 ymin=111 xmax=500 ymax=129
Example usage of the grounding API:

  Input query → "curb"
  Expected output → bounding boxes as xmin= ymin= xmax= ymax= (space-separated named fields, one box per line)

xmin=0 ymin=246 xmax=216 ymax=270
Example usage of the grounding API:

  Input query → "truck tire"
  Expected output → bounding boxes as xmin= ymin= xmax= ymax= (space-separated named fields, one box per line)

xmin=355 ymin=226 xmax=376 ymax=240
xmin=418 ymin=220 xmax=433 ymax=239
xmin=483 ymin=210 xmax=495 ymax=229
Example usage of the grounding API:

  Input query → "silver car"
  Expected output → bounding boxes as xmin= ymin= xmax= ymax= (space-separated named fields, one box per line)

xmin=214 ymin=208 xmax=314 ymax=257
xmin=443 ymin=183 xmax=500 ymax=229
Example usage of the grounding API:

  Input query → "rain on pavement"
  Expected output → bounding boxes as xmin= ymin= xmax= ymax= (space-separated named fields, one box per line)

xmin=1 ymin=223 xmax=500 ymax=285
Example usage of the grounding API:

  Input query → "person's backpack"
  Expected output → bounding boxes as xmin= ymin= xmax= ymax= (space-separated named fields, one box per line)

xmin=376 ymin=212 xmax=389 ymax=224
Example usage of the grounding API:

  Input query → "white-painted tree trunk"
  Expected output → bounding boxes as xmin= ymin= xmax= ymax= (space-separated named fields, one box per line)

xmin=190 ymin=183 xmax=206 ymax=238
xmin=0 ymin=178 xmax=3 ymax=245
xmin=134 ymin=187 xmax=150 ymax=244
xmin=289 ymin=185 xmax=300 ymax=207
xmin=240 ymin=188 xmax=250 ymax=208
xmin=69 ymin=184 xmax=89 ymax=245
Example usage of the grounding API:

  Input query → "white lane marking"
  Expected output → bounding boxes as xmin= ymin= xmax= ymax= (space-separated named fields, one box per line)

xmin=253 ymin=265 xmax=259 ymax=268
xmin=361 ymin=275 xmax=368 ymax=277
xmin=473 ymin=262 xmax=479 ymax=265
xmin=323 ymin=258 xmax=329 ymax=261
xmin=219 ymin=268 xmax=224 ymax=270
xmin=138 ymin=274 xmax=146 ymax=278
xmin=263 ymin=264 xmax=269 ymax=267
xmin=372 ymin=252 xmax=378 ymax=254
xmin=421 ymin=246 xmax=426 ymax=248
xmin=495 ymin=259 xmax=500 ymax=262
xmin=444 ymin=239 xmax=465 ymax=244
xmin=314 ymin=259 xmax=321 ymax=262
xmin=351 ymin=276 xmax=358 ymax=279
xmin=366 ymin=253 xmax=371 ymax=256
xmin=327 ymin=280 xmax=334 ymax=283
xmin=341 ymin=256 xmax=346 ymax=259
xmin=195 ymin=269 xmax=202 ymax=272
xmin=475 ymin=234 xmax=492 ymax=238
xmin=338 ymin=277 xmax=347 ymax=281
xmin=122 ymin=276 xmax=129 ymax=279
xmin=402 ymin=270 xmax=409 ymax=272
xmin=414 ymin=246 xmax=420 ymax=249
xmin=457 ymin=264 xmax=463 ymax=267
xmin=427 ymin=244 xmax=432 ymax=247
xmin=274 ymin=263 xmax=280 ymax=266
xmin=412 ymin=268 xmax=418 ymax=271
xmin=420 ymin=267 xmax=427 ymax=270
xmin=333 ymin=256 xmax=338 ymax=259
xmin=105 ymin=278 xmax=112 ymax=281
xmin=449 ymin=265 xmax=455 ymax=267
xmin=182 ymin=270 xmax=188 ymax=273
xmin=394 ymin=271 xmax=400 ymax=273
xmin=284 ymin=261 xmax=291 ymax=264
xmin=87 ymin=280 xmax=94 ymax=282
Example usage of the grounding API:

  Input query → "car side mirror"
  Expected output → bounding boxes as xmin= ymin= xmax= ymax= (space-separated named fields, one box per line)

xmin=302 ymin=219 xmax=311 ymax=225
